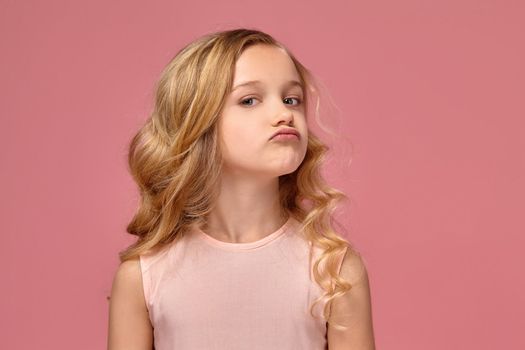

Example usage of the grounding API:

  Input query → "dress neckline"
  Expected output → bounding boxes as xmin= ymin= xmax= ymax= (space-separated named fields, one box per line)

xmin=193 ymin=215 xmax=293 ymax=251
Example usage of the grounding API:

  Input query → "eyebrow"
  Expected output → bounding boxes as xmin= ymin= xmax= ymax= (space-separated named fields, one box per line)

xmin=231 ymin=79 xmax=304 ymax=92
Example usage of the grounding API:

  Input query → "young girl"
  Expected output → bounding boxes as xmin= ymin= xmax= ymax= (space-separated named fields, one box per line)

xmin=108 ymin=28 xmax=375 ymax=350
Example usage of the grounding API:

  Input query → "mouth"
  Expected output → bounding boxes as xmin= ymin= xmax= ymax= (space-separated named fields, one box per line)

xmin=270 ymin=133 xmax=299 ymax=141
xmin=269 ymin=129 xmax=300 ymax=140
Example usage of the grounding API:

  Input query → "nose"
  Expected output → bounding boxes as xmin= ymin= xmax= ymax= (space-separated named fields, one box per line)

xmin=273 ymin=99 xmax=294 ymax=126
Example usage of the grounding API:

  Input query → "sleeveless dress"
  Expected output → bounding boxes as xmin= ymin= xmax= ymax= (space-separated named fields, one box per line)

xmin=139 ymin=216 xmax=348 ymax=350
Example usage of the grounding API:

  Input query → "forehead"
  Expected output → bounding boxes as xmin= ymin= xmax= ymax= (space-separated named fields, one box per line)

xmin=232 ymin=44 xmax=301 ymax=85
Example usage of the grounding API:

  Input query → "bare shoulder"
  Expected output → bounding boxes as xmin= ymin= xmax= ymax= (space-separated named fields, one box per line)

xmin=112 ymin=258 xmax=144 ymax=292
xmin=107 ymin=257 xmax=153 ymax=350
xmin=109 ymin=258 xmax=146 ymax=309
xmin=327 ymin=248 xmax=376 ymax=349
xmin=339 ymin=248 xmax=369 ymax=286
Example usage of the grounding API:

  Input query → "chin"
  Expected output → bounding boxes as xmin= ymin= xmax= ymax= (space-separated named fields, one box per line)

xmin=274 ymin=161 xmax=303 ymax=177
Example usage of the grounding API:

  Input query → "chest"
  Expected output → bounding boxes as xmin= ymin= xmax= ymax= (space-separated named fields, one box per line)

xmin=149 ymin=241 xmax=328 ymax=349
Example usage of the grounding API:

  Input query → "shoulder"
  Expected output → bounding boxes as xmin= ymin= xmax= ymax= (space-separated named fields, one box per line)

xmin=110 ymin=257 xmax=146 ymax=305
xmin=339 ymin=247 xmax=368 ymax=286
xmin=327 ymin=248 xmax=376 ymax=348
xmin=108 ymin=258 xmax=153 ymax=349
xmin=115 ymin=258 xmax=142 ymax=281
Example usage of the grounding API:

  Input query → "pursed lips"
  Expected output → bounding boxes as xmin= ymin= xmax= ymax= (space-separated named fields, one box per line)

xmin=269 ymin=128 xmax=300 ymax=140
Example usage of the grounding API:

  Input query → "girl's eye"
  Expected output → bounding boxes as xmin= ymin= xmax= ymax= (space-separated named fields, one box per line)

xmin=284 ymin=97 xmax=302 ymax=106
xmin=240 ymin=97 xmax=258 ymax=106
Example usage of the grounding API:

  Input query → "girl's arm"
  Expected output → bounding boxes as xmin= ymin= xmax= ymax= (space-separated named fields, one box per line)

xmin=327 ymin=251 xmax=376 ymax=350
xmin=107 ymin=258 xmax=154 ymax=350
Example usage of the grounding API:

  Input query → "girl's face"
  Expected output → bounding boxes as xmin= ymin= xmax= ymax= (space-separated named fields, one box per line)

xmin=218 ymin=44 xmax=308 ymax=179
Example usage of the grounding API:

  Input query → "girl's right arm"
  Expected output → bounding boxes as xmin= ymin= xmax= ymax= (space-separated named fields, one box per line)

xmin=107 ymin=258 xmax=154 ymax=350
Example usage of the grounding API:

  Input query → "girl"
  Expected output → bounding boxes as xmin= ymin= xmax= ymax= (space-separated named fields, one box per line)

xmin=108 ymin=28 xmax=375 ymax=350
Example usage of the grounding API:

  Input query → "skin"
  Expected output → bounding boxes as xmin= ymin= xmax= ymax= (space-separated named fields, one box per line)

xmin=107 ymin=44 xmax=308 ymax=350
xmin=327 ymin=251 xmax=377 ymax=349
xmin=107 ymin=44 xmax=375 ymax=349
xmin=200 ymin=43 xmax=308 ymax=243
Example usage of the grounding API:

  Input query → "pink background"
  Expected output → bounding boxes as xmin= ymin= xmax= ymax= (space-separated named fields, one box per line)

xmin=1 ymin=0 xmax=524 ymax=349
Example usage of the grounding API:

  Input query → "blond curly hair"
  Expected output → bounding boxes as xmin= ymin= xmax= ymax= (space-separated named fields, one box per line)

xmin=119 ymin=27 xmax=358 ymax=330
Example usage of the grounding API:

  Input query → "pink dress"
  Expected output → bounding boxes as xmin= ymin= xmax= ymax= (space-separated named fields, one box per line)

xmin=139 ymin=216 xmax=348 ymax=350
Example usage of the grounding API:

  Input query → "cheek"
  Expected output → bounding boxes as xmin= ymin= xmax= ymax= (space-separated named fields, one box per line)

xmin=219 ymin=121 xmax=259 ymax=158
xmin=222 ymin=120 xmax=253 ymax=142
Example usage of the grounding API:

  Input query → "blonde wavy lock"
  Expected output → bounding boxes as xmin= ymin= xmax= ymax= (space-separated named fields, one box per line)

xmin=119 ymin=27 xmax=358 ymax=331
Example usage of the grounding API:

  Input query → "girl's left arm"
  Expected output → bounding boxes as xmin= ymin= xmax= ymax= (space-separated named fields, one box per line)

xmin=327 ymin=251 xmax=376 ymax=350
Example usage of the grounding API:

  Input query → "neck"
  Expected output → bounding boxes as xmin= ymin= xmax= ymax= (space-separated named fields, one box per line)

xmin=199 ymin=173 xmax=289 ymax=243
